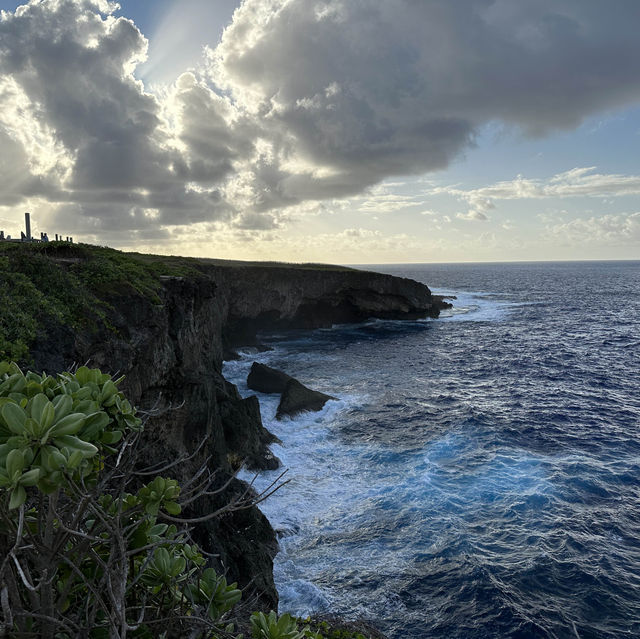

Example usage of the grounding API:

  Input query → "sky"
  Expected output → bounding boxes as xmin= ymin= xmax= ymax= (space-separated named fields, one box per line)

xmin=0 ymin=0 xmax=639 ymax=264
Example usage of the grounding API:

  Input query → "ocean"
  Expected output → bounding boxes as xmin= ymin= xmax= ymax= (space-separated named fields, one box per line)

xmin=223 ymin=261 xmax=640 ymax=639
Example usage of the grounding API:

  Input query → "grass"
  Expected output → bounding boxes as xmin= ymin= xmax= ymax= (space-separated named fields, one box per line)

xmin=0 ymin=241 xmax=357 ymax=363
xmin=0 ymin=242 xmax=205 ymax=362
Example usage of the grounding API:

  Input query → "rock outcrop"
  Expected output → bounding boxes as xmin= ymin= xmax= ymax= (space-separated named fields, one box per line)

xmin=247 ymin=362 xmax=293 ymax=394
xmin=18 ymin=247 xmax=447 ymax=610
xmin=276 ymin=379 xmax=336 ymax=419
xmin=208 ymin=263 xmax=447 ymax=349
xmin=31 ymin=275 xmax=281 ymax=608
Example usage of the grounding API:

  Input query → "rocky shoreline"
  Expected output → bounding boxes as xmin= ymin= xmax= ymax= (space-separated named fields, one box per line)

xmin=8 ymin=244 xmax=449 ymax=610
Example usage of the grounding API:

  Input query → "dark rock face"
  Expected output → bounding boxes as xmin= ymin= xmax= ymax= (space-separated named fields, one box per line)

xmin=247 ymin=362 xmax=293 ymax=394
xmin=213 ymin=265 xmax=446 ymax=349
xmin=31 ymin=275 xmax=282 ymax=609
xmin=27 ymin=255 xmax=444 ymax=611
xmin=276 ymin=379 xmax=336 ymax=419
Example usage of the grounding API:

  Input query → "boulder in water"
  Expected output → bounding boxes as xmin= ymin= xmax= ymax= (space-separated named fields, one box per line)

xmin=276 ymin=378 xmax=336 ymax=420
xmin=247 ymin=362 xmax=293 ymax=393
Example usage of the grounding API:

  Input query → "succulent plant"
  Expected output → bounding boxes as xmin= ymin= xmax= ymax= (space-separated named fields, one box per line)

xmin=0 ymin=362 xmax=143 ymax=507
xmin=251 ymin=611 xmax=308 ymax=639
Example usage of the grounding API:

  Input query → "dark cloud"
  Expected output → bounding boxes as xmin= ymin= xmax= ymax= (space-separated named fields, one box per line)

xmin=233 ymin=211 xmax=280 ymax=230
xmin=214 ymin=0 xmax=640 ymax=204
xmin=2 ymin=0 xmax=640 ymax=238
xmin=48 ymin=202 xmax=173 ymax=243
xmin=172 ymin=73 xmax=254 ymax=185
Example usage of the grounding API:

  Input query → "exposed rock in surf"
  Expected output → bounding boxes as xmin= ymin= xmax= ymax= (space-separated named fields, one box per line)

xmin=247 ymin=362 xmax=293 ymax=394
xmin=433 ymin=294 xmax=455 ymax=308
xmin=276 ymin=378 xmax=337 ymax=420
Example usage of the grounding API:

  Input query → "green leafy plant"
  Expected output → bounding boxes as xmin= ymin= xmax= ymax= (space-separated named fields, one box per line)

xmin=251 ymin=611 xmax=308 ymax=639
xmin=0 ymin=362 xmax=253 ymax=638
xmin=0 ymin=362 xmax=140 ymax=504
xmin=185 ymin=568 xmax=243 ymax=620
xmin=0 ymin=361 xmax=379 ymax=639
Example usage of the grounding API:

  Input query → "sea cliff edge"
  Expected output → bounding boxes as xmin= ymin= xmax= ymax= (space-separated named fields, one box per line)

xmin=0 ymin=243 xmax=448 ymax=609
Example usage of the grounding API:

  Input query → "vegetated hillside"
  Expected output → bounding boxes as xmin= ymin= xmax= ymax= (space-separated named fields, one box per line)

xmin=0 ymin=241 xmax=446 ymax=609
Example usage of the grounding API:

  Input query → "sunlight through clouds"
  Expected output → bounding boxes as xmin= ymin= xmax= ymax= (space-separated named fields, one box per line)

xmin=0 ymin=0 xmax=640 ymax=260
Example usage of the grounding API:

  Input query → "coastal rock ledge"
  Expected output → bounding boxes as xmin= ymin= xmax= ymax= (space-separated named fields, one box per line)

xmin=8 ymin=245 xmax=447 ymax=611
xmin=219 ymin=263 xmax=446 ymax=347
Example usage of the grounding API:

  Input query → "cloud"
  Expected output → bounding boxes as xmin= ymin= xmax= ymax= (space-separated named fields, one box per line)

xmin=232 ymin=211 xmax=280 ymax=230
xmin=353 ymin=185 xmax=426 ymax=214
xmin=429 ymin=167 xmax=640 ymax=216
xmin=545 ymin=211 xmax=640 ymax=245
xmin=0 ymin=0 xmax=243 ymax=236
xmin=308 ymin=227 xmax=420 ymax=258
xmin=456 ymin=210 xmax=489 ymax=221
xmin=2 ymin=0 xmax=640 ymax=244
xmin=210 ymin=0 xmax=640 ymax=206
xmin=546 ymin=168 xmax=640 ymax=197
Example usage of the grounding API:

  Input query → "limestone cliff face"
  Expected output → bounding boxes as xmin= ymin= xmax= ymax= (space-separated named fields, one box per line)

xmin=28 ymin=258 xmax=445 ymax=610
xmin=33 ymin=273 xmax=281 ymax=607
xmin=210 ymin=265 xmax=443 ymax=347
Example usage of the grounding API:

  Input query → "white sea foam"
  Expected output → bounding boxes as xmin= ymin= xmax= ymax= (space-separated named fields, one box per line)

xmin=225 ymin=263 xmax=640 ymax=637
xmin=221 ymin=282 xmax=555 ymax=621
xmin=432 ymin=288 xmax=533 ymax=322
xmin=225 ymin=355 xmax=375 ymax=614
xmin=225 ymin=350 xmax=557 ymax=618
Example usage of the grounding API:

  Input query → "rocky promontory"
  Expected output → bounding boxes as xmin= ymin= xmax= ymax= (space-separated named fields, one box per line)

xmin=211 ymin=261 xmax=444 ymax=348
xmin=0 ymin=243 xmax=448 ymax=610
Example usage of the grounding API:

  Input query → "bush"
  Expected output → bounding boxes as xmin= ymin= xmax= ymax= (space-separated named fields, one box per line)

xmin=0 ymin=362 xmax=248 ymax=638
xmin=0 ymin=362 xmax=383 ymax=639
xmin=0 ymin=243 xmax=203 ymax=363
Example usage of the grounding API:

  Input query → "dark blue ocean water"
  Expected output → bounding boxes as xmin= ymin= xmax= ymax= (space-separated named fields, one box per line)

xmin=224 ymin=261 xmax=640 ymax=639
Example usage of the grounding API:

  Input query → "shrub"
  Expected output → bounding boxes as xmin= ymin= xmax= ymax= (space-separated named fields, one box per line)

xmin=0 ymin=362 xmax=244 ymax=638
xmin=250 ymin=611 xmax=308 ymax=639
xmin=0 ymin=362 xmax=383 ymax=639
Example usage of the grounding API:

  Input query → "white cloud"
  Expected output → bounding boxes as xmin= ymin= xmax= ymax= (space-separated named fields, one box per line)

xmin=429 ymin=167 xmax=640 ymax=215
xmin=355 ymin=191 xmax=425 ymax=214
xmin=456 ymin=210 xmax=489 ymax=222
xmin=545 ymin=212 xmax=640 ymax=246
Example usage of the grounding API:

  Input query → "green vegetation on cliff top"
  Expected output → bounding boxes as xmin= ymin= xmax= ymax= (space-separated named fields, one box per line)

xmin=0 ymin=242 xmax=191 ymax=361
xmin=0 ymin=242 xmax=354 ymax=363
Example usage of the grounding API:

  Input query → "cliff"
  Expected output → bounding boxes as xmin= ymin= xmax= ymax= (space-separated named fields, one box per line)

xmin=0 ymin=243 xmax=448 ymax=609
xmin=209 ymin=262 xmax=442 ymax=349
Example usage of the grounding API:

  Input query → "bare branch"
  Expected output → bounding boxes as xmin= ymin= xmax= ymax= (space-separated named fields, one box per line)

xmin=0 ymin=585 xmax=13 ymax=635
xmin=10 ymin=555 xmax=37 ymax=594
xmin=134 ymin=432 xmax=207 ymax=477
xmin=160 ymin=471 xmax=290 ymax=524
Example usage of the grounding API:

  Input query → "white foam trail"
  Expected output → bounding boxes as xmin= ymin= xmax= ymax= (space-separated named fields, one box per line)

xmin=432 ymin=288 xmax=533 ymax=322
xmin=224 ymin=354 xmax=382 ymax=615
xmin=221 ymin=297 xmax=553 ymax=618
